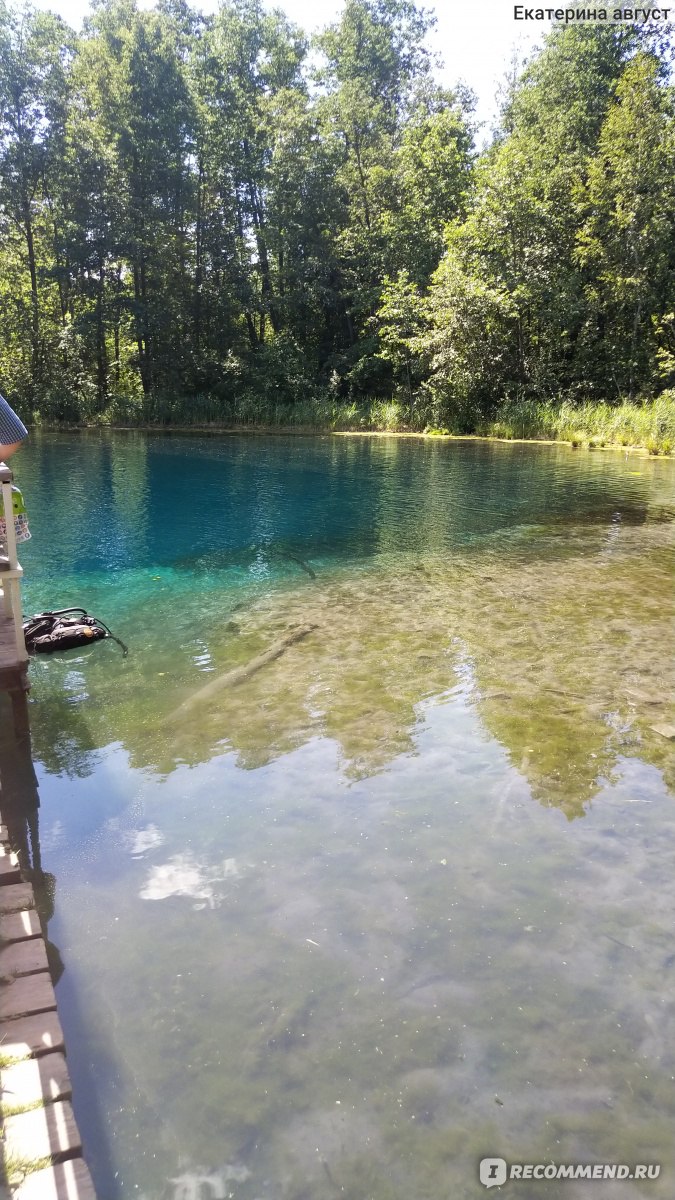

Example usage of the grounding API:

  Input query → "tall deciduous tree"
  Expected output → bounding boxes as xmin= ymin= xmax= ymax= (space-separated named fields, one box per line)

xmin=0 ymin=3 xmax=72 ymax=395
xmin=577 ymin=51 xmax=675 ymax=397
xmin=404 ymin=22 xmax=673 ymax=423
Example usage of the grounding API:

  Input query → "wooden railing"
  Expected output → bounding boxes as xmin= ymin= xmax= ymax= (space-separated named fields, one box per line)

xmin=0 ymin=460 xmax=27 ymax=665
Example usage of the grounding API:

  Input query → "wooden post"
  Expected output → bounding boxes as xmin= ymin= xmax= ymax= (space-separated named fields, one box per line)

xmin=0 ymin=461 xmax=28 ymax=665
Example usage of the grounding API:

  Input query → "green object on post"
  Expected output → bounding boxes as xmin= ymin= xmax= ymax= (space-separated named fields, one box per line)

xmin=0 ymin=484 xmax=30 ymax=543
xmin=0 ymin=484 xmax=27 ymax=517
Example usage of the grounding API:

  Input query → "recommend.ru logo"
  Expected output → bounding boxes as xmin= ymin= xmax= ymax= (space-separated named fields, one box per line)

xmin=479 ymin=1159 xmax=661 ymax=1187
xmin=480 ymin=1159 xmax=508 ymax=1188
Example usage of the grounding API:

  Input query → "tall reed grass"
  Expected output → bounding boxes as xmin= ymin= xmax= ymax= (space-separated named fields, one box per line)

xmin=479 ymin=392 xmax=675 ymax=453
xmin=45 ymin=389 xmax=675 ymax=454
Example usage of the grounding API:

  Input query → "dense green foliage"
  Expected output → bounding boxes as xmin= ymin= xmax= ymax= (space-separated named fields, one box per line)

xmin=0 ymin=1 xmax=673 ymax=434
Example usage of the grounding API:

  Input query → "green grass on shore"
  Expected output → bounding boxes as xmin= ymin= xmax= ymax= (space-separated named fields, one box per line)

xmin=477 ymin=392 xmax=675 ymax=454
xmin=31 ymin=390 xmax=675 ymax=454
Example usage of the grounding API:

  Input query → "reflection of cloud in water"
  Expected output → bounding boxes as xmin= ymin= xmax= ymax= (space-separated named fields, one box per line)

xmin=138 ymin=1163 xmax=251 ymax=1200
xmin=139 ymin=854 xmax=242 ymax=907
xmin=128 ymin=824 xmax=165 ymax=857
xmin=42 ymin=819 xmax=65 ymax=851
xmin=167 ymin=1163 xmax=250 ymax=1200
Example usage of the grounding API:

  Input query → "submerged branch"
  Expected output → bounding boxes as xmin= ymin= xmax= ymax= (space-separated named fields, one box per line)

xmin=167 ymin=624 xmax=318 ymax=721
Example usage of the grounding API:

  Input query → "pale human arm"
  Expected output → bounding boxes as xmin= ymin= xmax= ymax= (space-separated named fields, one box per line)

xmin=0 ymin=394 xmax=28 ymax=460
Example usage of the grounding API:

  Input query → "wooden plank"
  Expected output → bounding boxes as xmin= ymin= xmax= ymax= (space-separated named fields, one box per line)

xmin=0 ymin=609 xmax=27 ymax=672
xmin=11 ymin=1159 xmax=96 ymax=1200
xmin=0 ymin=1010 xmax=65 ymax=1059
xmin=0 ymin=972 xmax=56 ymax=1021
xmin=0 ymin=938 xmax=49 ymax=977
xmin=1 ymin=1052 xmax=72 ymax=1108
xmin=0 ymin=843 xmax=21 ymax=885
xmin=0 ymin=882 xmax=34 ymax=913
xmin=0 ymin=909 xmax=41 ymax=941
xmin=2 ymin=1100 xmax=82 ymax=1163
xmin=0 ymin=667 xmax=30 ymax=694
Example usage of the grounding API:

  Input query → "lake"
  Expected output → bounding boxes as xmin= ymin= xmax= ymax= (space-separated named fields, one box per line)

xmin=7 ymin=431 xmax=675 ymax=1199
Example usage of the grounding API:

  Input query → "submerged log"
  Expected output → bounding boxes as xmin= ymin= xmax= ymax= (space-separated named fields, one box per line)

xmin=282 ymin=553 xmax=317 ymax=580
xmin=168 ymin=624 xmax=318 ymax=720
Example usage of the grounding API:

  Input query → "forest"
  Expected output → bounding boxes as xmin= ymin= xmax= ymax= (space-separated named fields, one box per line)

xmin=1 ymin=0 xmax=674 ymax=441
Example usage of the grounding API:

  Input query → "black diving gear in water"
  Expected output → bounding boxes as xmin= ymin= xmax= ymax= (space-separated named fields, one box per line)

xmin=23 ymin=608 xmax=128 ymax=656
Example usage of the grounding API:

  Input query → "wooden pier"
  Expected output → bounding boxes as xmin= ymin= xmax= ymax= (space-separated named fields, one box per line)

xmin=0 ymin=699 xmax=96 ymax=1198
xmin=1 ymin=463 xmax=96 ymax=1198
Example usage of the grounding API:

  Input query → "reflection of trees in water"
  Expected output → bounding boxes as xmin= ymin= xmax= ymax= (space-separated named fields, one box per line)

xmin=27 ymin=691 xmax=99 ymax=779
xmin=0 ymin=693 xmax=64 ymax=982
xmin=159 ymin=529 xmax=674 ymax=815
xmin=15 ymin=513 xmax=675 ymax=818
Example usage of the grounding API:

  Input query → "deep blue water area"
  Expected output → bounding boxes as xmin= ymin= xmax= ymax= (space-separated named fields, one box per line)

xmin=17 ymin=430 xmax=668 ymax=585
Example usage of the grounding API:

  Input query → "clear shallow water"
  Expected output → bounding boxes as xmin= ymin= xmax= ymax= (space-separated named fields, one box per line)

xmin=5 ymin=432 xmax=675 ymax=1199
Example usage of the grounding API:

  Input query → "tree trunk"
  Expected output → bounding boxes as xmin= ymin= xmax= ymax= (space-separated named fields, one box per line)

xmin=249 ymin=183 xmax=280 ymax=334
xmin=96 ymin=253 xmax=108 ymax=407
xmin=242 ymin=138 xmax=280 ymax=334
xmin=113 ymin=264 xmax=122 ymax=388
xmin=22 ymin=196 xmax=40 ymax=379
xmin=133 ymin=263 xmax=151 ymax=396
xmin=245 ymin=311 xmax=259 ymax=348
xmin=194 ymin=158 xmax=204 ymax=351
xmin=352 ymin=132 xmax=372 ymax=232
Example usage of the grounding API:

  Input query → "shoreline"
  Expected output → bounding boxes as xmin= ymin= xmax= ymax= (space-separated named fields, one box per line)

xmin=26 ymin=424 xmax=670 ymax=457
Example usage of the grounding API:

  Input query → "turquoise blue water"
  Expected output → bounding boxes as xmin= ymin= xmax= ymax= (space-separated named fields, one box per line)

xmin=17 ymin=431 xmax=669 ymax=579
xmin=6 ymin=432 xmax=675 ymax=1199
